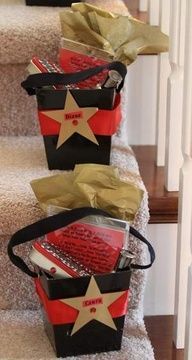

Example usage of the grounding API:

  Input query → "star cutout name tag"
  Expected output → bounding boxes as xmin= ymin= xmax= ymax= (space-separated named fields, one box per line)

xmin=60 ymin=276 xmax=126 ymax=336
xmin=41 ymin=91 xmax=98 ymax=149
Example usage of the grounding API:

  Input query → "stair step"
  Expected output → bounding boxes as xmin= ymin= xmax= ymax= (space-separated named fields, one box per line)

xmin=132 ymin=145 xmax=179 ymax=224
xmin=0 ymin=310 xmax=154 ymax=359
xmin=128 ymin=1 xmax=148 ymax=22
xmin=145 ymin=315 xmax=184 ymax=359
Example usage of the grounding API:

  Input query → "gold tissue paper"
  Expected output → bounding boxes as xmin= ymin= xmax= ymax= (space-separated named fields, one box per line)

xmin=30 ymin=164 xmax=143 ymax=222
xmin=59 ymin=2 xmax=169 ymax=65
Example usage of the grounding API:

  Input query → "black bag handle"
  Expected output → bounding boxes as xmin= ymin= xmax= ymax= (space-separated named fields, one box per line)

xmin=21 ymin=61 xmax=127 ymax=96
xmin=7 ymin=207 xmax=155 ymax=278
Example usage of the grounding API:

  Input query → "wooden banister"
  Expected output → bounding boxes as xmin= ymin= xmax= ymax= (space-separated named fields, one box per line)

xmin=132 ymin=145 xmax=178 ymax=224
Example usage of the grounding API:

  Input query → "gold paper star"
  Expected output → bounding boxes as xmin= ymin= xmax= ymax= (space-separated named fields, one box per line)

xmin=41 ymin=91 xmax=98 ymax=149
xmin=60 ymin=276 xmax=126 ymax=335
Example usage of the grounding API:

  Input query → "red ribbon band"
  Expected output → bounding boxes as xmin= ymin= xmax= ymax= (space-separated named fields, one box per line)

xmin=38 ymin=95 xmax=121 ymax=137
xmin=35 ymin=278 xmax=129 ymax=325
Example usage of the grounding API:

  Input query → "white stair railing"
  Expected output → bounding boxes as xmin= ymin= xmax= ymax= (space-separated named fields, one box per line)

xmin=156 ymin=0 xmax=171 ymax=166
xmin=165 ymin=0 xmax=186 ymax=191
xmin=139 ymin=0 xmax=148 ymax=12
xmin=173 ymin=0 xmax=192 ymax=350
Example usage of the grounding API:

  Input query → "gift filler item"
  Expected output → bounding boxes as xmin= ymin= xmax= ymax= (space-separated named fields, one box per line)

xmin=8 ymin=207 xmax=155 ymax=358
xmin=21 ymin=62 xmax=127 ymax=170
xmin=59 ymin=2 xmax=169 ymax=66
xmin=26 ymin=0 xmax=81 ymax=6
xmin=30 ymin=163 xmax=144 ymax=223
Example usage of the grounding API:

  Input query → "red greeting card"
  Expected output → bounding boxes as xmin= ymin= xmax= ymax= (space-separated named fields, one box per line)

xmin=59 ymin=39 xmax=111 ymax=89
xmin=46 ymin=218 xmax=129 ymax=274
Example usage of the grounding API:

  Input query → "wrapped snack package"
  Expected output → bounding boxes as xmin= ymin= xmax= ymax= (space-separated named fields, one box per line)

xmin=30 ymin=164 xmax=143 ymax=222
xmin=59 ymin=2 xmax=169 ymax=65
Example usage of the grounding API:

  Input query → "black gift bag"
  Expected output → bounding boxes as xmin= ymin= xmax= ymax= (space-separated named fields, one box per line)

xmin=26 ymin=0 xmax=81 ymax=6
xmin=21 ymin=61 xmax=127 ymax=170
xmin=8 ymin=207 xmax=155 ymax=358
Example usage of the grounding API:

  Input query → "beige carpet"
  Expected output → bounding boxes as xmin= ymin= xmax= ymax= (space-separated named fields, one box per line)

xmin=0 ymin=310 xmax=154 ymax=360
xmin=0 ymin=1 xmax=155 ymax=359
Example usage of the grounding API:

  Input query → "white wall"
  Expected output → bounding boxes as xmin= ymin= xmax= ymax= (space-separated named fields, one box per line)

xmin=144 ymin=223 xmax=178 ymax=315
xmin=126 ymin=55 xmax=158 ymax=145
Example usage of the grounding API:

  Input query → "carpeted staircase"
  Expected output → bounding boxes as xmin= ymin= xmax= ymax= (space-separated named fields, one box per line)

xmin=0 ymin=1 xmax=155 ymax=359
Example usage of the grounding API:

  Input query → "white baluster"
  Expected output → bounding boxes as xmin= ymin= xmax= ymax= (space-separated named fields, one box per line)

xmin=156 ymin=0 xmax=171 ymax=166
xmin=139 ymin=0 xmax=148 ymax=12
xmin=148 ymin=0 xmax=160 ymax=164
xmin=148 ymin=0 xmax=160 ymax=25
xmin=173 ymin=0 xmax=192 ymax=350
xmin=165 ymin=0 xmax=186 ymax=191
xmin=185 ymin=266 xmax=192 ymax=358
xmin=182 ymin=2 xmax=192 ymax=356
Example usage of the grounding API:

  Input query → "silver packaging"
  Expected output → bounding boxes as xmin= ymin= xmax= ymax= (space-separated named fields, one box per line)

xmin=60 ymin=38 xmax=114 ymax=62
xmin=32 ymin=241 xmax=94 ymax=278
xmin=115 ymin=249 xmax=135 ymax=270
xmin=102 ymin=70 xmax=123 ymax=89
